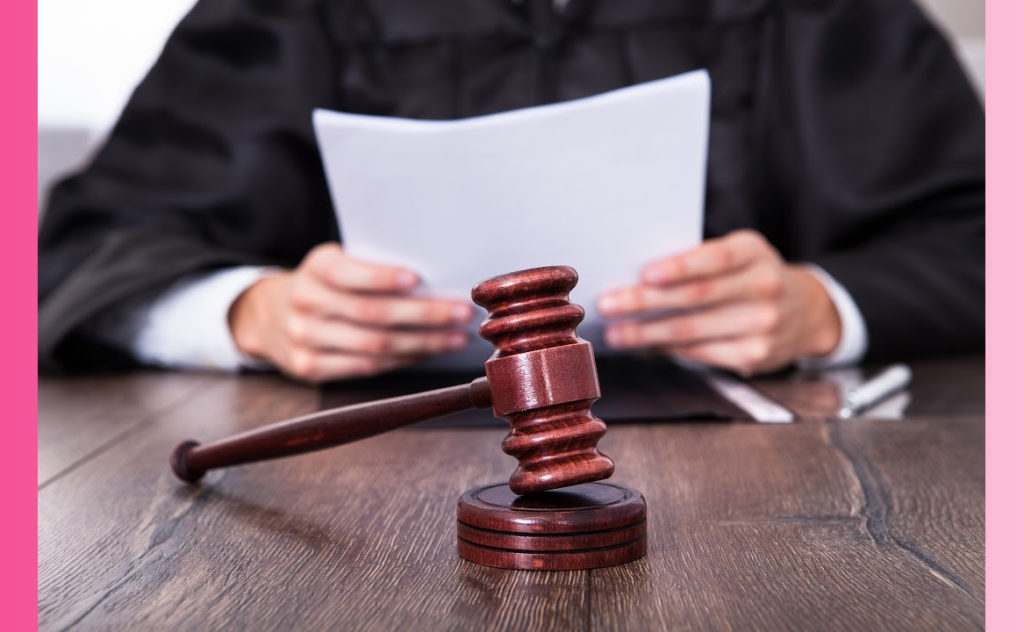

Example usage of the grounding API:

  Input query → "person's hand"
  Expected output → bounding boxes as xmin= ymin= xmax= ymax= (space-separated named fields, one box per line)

xmin=228 ymin=243 xmax=473 ymax=382
xmin=597 ymin=230 xmax=841 ymax=375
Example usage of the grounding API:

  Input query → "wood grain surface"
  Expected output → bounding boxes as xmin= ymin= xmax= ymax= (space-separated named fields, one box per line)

xmin=37 ymin=356 xmax=985 ymax=631
xmin=38 ymin=372 xmax=212 ymax=486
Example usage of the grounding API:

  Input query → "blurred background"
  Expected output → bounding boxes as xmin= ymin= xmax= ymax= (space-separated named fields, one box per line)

xmin=36 ymin=0 xmax=985 ymax=214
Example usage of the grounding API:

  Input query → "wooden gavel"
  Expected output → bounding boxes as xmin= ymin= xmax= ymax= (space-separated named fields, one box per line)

xmin=171 ymin=266 xmax=615 ymax=495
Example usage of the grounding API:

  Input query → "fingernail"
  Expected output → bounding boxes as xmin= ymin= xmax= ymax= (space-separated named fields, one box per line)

xmin=642 ymin=266 xmax=669 ymax=285
xmin=447 ymin=333 xmax=468 ymax=349
xmin=597 ymin=293 xmax=620 ymax=314
xmin=396 ymin=270 xmax=418 ymax=289
xmin=451 ymin=303 xmax=473 ymax=322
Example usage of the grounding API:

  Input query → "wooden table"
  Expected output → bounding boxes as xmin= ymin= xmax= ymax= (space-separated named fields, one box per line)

xmin=38 ymin=356 xmax=985 ymax=630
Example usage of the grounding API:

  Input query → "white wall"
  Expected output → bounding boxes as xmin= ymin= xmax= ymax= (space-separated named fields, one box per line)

xmin=916 ymin=0 xmax=984 ymax=38
xmin=38 ymin=0 xmax=196 ymax=130
xmin=916 ymin=0 xmax=985 ymax=96
xmin=37 ymin=0 xmax=196 ymax=207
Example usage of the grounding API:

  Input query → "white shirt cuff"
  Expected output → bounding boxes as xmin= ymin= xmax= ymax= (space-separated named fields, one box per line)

xmin=798 ymin=264 xmax=869 ymax=369
xmin=86 ymin=266 xmax=277 ymax=371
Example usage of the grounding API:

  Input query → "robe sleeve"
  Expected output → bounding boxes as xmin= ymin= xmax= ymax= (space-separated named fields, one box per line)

xmin=761 ymin=0 xmax=985 ymax=360
xmin=38 ymin=0 xmax=340 ymax=371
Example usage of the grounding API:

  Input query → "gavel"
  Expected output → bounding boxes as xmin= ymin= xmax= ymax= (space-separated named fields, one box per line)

xmin=171 ymin=265 xmax=647 ymax=570
xmin=171 ymin=265 xmax=615 ymax=494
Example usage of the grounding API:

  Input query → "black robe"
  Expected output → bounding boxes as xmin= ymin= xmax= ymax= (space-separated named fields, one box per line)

xmin=38 ymin=0 xmax=985 ymax=371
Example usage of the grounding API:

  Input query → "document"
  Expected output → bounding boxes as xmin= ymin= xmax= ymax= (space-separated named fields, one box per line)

xmin=313 ymin=69 xmax=710 ymax=368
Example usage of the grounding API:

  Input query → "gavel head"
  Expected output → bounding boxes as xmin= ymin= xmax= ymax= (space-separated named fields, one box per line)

xmin=472 ymin=266 xmax=615 ymax=495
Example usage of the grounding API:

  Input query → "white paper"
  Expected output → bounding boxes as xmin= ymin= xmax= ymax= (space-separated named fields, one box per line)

xmin=313 ymin=70 xmax=710 ymax=368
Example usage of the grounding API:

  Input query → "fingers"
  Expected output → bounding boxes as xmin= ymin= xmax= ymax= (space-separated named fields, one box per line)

xmin=668 ymin=338 xmax=776 ymax=376
xmin=605 ymin=302 xmax=780 ymax=349
xmin=640 ymin=230 xmax=773 ymax=286
xmin=296 ymin=243 xmax=474 ymax=327
xmin=598 ymin=262 xmax=783 ymax=317
xmin=289 ymin=273 xmax=474 ymax=327
xmin=302 ymin=243 xmax=420 ymax=293
xmin=276 ymin=305 xmax=468 ymax=382
xmin=237 ymin=244 xmax=476 ymax=383
xmin=280 ymin=349 xmax=424 ymax=384
xmin=593 ymin=231 xmax=828 ymax=376
xmin=283 ymin=313 xmax=469 ymax=356
xmin=598 ymin=230 xmax=788 ymax=377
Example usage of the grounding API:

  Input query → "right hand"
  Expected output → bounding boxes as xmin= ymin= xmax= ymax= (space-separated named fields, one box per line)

xmin=228 ymin=243 xmax=473 ymax=382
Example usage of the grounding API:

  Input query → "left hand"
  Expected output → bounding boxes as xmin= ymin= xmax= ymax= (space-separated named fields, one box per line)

xmin=597 ymin=230 xmax=842 ymax=375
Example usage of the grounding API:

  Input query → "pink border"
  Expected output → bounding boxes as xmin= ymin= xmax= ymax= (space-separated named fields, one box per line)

xmin=10 ymin=1 xmax=1022 ymax=629
xmin=1 ymin=0 xmax=38 ymax=628
xmin=986 ymin=0 xmax=1023 ymax=628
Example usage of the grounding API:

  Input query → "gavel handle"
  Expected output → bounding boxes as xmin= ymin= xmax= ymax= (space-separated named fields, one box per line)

xmin=171 ymin=376 xmax=493 ymax=483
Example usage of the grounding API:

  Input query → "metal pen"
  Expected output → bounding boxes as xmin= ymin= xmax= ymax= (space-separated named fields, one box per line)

xmin=837 ymin=363 xmax=913 ymax=419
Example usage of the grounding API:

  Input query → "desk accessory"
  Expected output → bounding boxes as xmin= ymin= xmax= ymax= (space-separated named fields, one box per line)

xmin=838 ymin=363 xmax=913 ymax=419
xmin=170 ymin=266 xmax=646 ymax=569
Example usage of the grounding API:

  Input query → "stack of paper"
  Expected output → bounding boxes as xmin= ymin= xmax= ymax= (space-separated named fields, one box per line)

xmin=313 ymin=69 xmax=710 ymax=368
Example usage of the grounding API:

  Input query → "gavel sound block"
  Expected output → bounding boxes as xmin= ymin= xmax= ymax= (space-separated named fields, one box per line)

xmin=171 ymin=266 xmax=647 ymax=570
